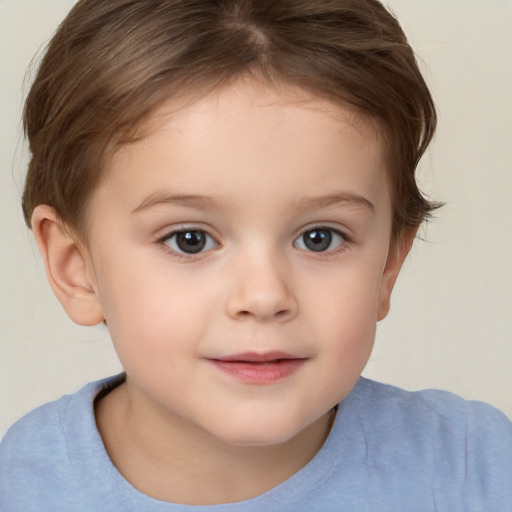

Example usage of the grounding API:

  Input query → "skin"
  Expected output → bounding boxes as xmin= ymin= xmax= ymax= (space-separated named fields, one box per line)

xmin=32 ymin=79 xmax=414 ymax=505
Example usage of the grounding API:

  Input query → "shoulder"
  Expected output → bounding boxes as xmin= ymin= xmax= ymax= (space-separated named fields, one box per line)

xmin=353 ymin=377 xmax=512 ymax=453
xmin=0 ymin=392 xmax=74 ymax=475
xmin=0 ymin=375 xmax=124 ymax=512
xmin=357 ymin=377 xmax=512 ymax=442
xmin=0 ymin=393 xmax=76 ymax=511
xmin=350 ymin=378 xmax=512 ymax=507
xmin=355 ymin=377 xmax=511 ymax=423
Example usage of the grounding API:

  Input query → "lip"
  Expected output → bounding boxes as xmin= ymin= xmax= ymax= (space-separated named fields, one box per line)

xmin=208 ymin=352 xmax=307 ymax=384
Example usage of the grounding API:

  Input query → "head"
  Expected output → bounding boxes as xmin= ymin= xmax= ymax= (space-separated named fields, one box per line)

xmin=22 ymin=0 xmax=437 ymax=242
xmin=23 ymin=0 xmax=438 ymax=446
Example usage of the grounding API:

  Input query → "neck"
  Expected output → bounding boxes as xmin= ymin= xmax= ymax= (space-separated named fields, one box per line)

xmin=95 ymin=380 xmax=335 ymax=505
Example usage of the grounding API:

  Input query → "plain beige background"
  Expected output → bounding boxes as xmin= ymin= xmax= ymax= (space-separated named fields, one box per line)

xmin=1 ymin=0 xmax=511 ymax=437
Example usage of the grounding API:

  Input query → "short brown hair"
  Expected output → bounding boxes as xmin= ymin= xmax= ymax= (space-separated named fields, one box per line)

xmin=22 ymin=0 xmax=439 ymax=240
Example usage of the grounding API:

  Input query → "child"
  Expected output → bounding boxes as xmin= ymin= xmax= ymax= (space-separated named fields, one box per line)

xmin=1 ymin=0 xmax=511 ymax=510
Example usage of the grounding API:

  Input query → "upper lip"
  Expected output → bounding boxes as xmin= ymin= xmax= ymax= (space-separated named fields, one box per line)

xmin=211 ymin=351 xmax=304 ymax=362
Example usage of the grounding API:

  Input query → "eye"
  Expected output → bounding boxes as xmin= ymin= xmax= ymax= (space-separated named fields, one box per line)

xmin=163 ymin=229 xmax=217 ymax=254
xmin=294 ymin=227 xmax=346 ymax=253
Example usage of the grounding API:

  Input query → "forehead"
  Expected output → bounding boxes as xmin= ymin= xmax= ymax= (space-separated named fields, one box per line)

xmin=138 ymin=79 xmax=381 ymax=155
xmin=97 ymin=79 xmax=389 ymax=218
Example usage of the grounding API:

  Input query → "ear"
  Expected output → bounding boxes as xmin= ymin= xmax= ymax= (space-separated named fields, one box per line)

xmin=377 ymin=228 xmax=416 ymax=321
xmin=31 ymin=205 xmax=104 ymax=326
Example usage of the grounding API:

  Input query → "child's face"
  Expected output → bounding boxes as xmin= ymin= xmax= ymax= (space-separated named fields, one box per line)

xmin=82 ymin=79 xmax=407 ymax=446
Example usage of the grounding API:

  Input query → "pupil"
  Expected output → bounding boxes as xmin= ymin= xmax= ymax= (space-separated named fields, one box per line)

xmin=304 ymin=229 xmax=332 ymax=252
xmin=176 ymin=231 xmax=206 ymax=253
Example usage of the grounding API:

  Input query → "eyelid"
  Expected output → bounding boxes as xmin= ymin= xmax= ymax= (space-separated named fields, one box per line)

xmin=293 ymin=224 xmax=350 ymax=253
xmin=155 ymin=223 xmax=217 ymax=241
xmin=294 ymin=223 xmax=350 ymax=241
xmin=156 ymin=225 xmax=219 ymax=257
xmin=154 ymin=223 xmax=351 ymax=259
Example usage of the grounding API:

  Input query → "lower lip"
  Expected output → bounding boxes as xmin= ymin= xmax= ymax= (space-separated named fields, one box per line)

xmin=209 ymin=359 xmax=306 ymax=384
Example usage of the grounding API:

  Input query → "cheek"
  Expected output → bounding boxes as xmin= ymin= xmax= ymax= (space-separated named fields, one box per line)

xmin=322 ymin=298 xmax=377 ymax=365
xmin=301 ymin=260 xmax=383 ymax=364
xmin=94 ymin=254 xmax=216 ymax=360
xmin=304 ymin=259 xmax=384 ymax=325
xmin=317 ymin=290 xmax=378 ymax=402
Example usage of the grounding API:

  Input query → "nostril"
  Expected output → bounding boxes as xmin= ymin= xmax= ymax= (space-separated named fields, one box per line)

xmin=235 ymin=308 xmax=290 ymax=321
xmin=226 ymin=281 xmax=298 ymax=322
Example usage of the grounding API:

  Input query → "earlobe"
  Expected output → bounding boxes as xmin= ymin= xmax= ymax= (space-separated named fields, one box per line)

xmin=377 ymin=229 xmax=416 ymax=321
xmin=31 ymin=205 xmax=104 ymax=326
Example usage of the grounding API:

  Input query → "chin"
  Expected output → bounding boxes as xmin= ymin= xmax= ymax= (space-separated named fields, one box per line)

xmin=206 ymin=412 xmax=315 ymax=449
xmin=220 ymin=431 xmax=299 ymax=448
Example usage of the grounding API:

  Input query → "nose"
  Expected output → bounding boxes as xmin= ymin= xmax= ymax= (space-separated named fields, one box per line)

xmin=225 ymin=251 xmax=298 ymax=323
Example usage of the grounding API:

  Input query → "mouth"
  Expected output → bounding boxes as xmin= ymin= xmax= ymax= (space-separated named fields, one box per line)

xmin=207 ymin=352 xmax=307 ymax=384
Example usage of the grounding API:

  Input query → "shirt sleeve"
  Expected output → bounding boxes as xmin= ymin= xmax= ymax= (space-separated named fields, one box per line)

xmin=0 ymin=400 xmax=73 ymax=512
xmin=464 ymin=400 xmax=512 ymax=510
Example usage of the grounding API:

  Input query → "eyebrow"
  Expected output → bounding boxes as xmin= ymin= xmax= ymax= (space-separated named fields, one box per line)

xmin=294 ymin=192 xmax=375 ymax=213
xmin=132 ymin=193 xmax=219 ymax=213
xmin=132 ymin=191 xmax=375 ymax=214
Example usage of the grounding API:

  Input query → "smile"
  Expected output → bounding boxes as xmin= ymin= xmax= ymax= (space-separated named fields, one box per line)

xmin=208 ymin=352 xmax=307 ymax=384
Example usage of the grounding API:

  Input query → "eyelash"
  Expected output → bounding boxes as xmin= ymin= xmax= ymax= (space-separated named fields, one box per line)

xmin=156 ymin=225 xmax=350 ymax=260
xmin=156 ymin=227 xmax=219 ymax=260
xmin=293 ymin=226 xmax=349 ymax=256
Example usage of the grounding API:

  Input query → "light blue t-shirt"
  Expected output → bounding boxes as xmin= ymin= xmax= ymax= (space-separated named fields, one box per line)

xmin=1 ymin=375 xmax=511 ymax=511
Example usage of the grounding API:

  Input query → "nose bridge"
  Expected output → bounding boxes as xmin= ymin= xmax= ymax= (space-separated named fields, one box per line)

xmin=225 ymin=241 xmax=297 ymax=322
